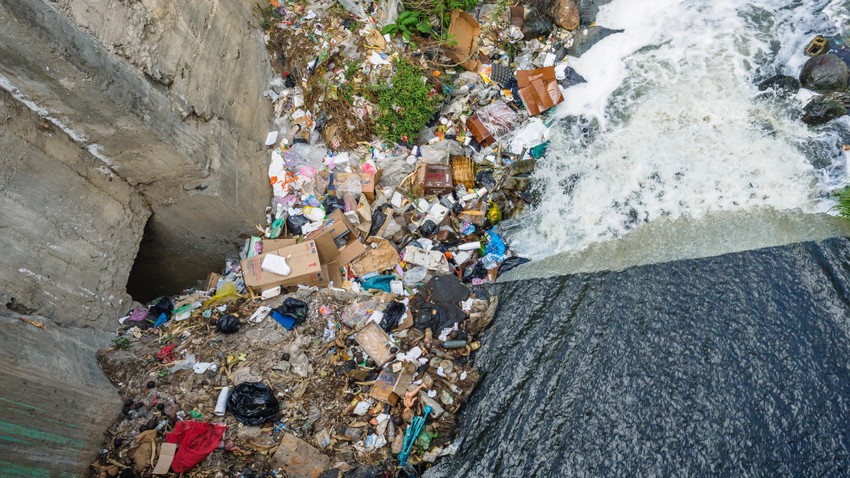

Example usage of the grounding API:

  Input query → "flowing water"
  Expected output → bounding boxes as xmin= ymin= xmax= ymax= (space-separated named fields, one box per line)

xmin=426 ymin=0 xmax=850 ymax=476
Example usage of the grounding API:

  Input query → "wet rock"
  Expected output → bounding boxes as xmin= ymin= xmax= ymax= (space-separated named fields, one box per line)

xmin=576 ymin=0 xmax=615 ymax=25
xmin=522 ymin=8 xmax=554 ymax=39
xmin=568 ymin=26 xmax=624 ymax=57
xmin=802 ymin=92 xmax=849 ymax=125
xmin=799 ymin=53 xmax=848 ymax=93
xmin=559 ymin=67 xmax=587 ymax=89
xmin=757 ymin=74 xmax=801 ymax=97
xmin=544 ymin=0 xmax=580 ymax=30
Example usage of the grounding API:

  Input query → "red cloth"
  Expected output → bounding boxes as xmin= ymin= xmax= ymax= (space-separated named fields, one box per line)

xmin=165 ymin=421 xmax=226 ymax=472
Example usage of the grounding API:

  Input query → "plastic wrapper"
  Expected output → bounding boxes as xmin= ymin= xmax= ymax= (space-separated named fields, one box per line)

xmin=380 ymin=301 xmax=406 ymax=332
xmin=286 ymin=214 xmax=310 ymax=236
xmin=271 ymin=298 xmax=309 ymax=329
xmin=476 ymin=100 xmax=520 ymax=140
xmin=226 ymin=382 xmax=280 ymax=425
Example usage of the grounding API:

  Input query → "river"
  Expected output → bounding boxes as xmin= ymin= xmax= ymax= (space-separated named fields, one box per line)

xmin=427 ymin=0 xmax=850 ymax=476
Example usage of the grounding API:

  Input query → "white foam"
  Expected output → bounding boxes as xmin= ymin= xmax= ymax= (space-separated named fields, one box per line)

xmin=509 ymin=0 xmax=850 ymax=260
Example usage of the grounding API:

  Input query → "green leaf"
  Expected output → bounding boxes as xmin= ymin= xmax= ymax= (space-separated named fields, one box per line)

xmin=401 ymin=15 xmax=419 ymax=25
xmin=417 ymin=22 xmax=432 ymax=34
xmin=381 ymin=24 xmax=397 ymax=34
xmin=398 ymin=10 xmax=415 ymax=22
xmin=403 ymin=30 xmax=412 ymax=41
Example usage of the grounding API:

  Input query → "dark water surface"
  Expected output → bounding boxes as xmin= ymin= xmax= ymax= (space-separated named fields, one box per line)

xmin=427 ymin=237 xmax=850 ymax=477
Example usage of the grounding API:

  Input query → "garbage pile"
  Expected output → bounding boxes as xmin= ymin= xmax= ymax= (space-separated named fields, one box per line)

xmin=94 ymin=0 xmax=613 ymax=476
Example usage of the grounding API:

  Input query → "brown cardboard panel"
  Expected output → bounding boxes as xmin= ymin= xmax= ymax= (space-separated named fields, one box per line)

xmin=270 ymin=433 xmax=331 ymax=478
xmin=516 ymin=66 xmax=564 ymax=115
xmin=305 ymin=209 xmax=367 ymax=266
xmin=369 ymin=369 xmax=400 ymax=405
xmin=241 ymin=240 xmax=324 ymax=292
xmin=354 ymin=322 xmax=394 ymax=366
xmin=392 ymin=362 xmax=417 ymax=398
xmin=262 ymin=238 xmax=298 ymax=252
xmin=447 ymin=10 xmax=482 ymax=72
xmin=349 ymin=238 xmax=401 ymax=276
xmin=152 ymin=443 xmax=176 ymax=474
xmin=322 ymin=170 xmax=383 ymax=202
xmin=510 ymin=6 xmax=525 ymax=27
xmin=414 ymin=163 xmax=454 ymax=196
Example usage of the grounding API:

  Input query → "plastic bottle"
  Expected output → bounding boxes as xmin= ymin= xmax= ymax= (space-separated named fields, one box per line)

xmin=214 ymin=387 xmax=230 ymax=416
xmin=302 ymin=205 xmax=326 ymax=222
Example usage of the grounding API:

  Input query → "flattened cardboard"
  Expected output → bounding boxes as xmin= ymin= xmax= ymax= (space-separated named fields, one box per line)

xmin=466 ymin=114 xmax=495 ymax=147
xmin=516 ymin=66 xmax=564 ymax=115
xmin=270 ymin=433 xmax=331 ymax=478
xmin=241 ymin=240 xmax=324 ymax=292
xmin=152 ymin=443 xmax=177 ymax=474
xmin=392 ymin=362 xmax=417 ymax=398
xmin=447 ymin=10 xmax=482 ymax=72
xmin=510 ymin=6 xmax=525 ymax=27
xmin=350 ymin=238 xmax=401 ymax=276
xmin=353 ymin=322 xmax=395 ymax=366
xmin=369 ymin=369 xmax=400 ymax=405
xmin=205 ymin=272 xmax=221 ymax=291
xmin=305 ymin=209 xmax=367 ymax=266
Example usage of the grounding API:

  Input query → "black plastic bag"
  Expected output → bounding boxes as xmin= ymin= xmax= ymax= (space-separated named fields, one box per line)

xmin=149 ymin=297 xmax=174 ymax=320
xmin=419 ymin=220 xmax=438 ymax=237
xmin=226 ymin=382 xmax=280 ymax=425
xmin=413 ymin=302 xmax=465 ymax=332
xmin=323 ymin=196 xmax=345 ymax=215
xmin=499 ymin=256 xmax=530 ymax=275
xmin=273 ymin=298 xmax=308 ymax=327
xmin=475 ymin=169 xmax=496 ymax=190
xmin=286 ymin=214 xmax=311 ymax=236
xmin=380 ymin=301 xmax=406 ymax=333
xmin=368 ymin=207 xmax=388 ymax=237
xmin=463 ymin=262 xmax=488 ymax=283
xmin=217 ymin=315 xmax=241 ymax=334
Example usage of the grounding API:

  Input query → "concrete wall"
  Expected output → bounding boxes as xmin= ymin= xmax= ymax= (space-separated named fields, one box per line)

xmin=0 ymin=0 xmax=276 ymax=475
xmin=0 ymin=88 xmax=149 ymax=327
xmin=0 ymin=0 xmax=273 ymax=298
xmin=0 ymin=312 xmax=122 ymax=477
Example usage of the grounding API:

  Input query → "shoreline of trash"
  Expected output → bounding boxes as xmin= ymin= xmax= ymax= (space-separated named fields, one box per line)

xmin=92 ymin=1 xmax=615 ymax=477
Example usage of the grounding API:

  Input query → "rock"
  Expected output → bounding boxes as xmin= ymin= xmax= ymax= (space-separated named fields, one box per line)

xmin=799 ymin=53 xmax=848 ymax=93
xmin=559 ymin=67 xmax=587 ymax=89
xmin=550 ymin=0 xmax=580 ymax=30
xmin=802 ymin=92 xmax=849 ymax=125
xmin=576 ymin=0 xmax=615 ymax=26
xmin=568 ymin=26 xmax=624 ymax=57
xmin=757 ymin=75 xmax=801 ymax=97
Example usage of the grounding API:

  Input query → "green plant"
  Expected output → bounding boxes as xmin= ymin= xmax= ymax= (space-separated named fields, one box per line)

xmin=254 ymin=2 xmax=281 ymax=31
xmin=834 ymin=184 xmax=850 ymax=219
xmin=382 ymin=11 xmax=433 ymax=41
xmin=372 ymin=59 xmax=442 ymax=143
xmin=112 ymin=337 xmax=132 ymax=350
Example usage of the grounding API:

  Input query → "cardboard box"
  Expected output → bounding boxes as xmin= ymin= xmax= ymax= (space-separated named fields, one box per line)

xmin=466 ymin=114 xmax=495 ymax=147
xmin=369 ymin=369 xmax=400 ymax=405
xmin=413 ymin=163 xmax=454 ymax=196
xmin=305 ymin=209 xmax=366 ymax=266
xmin=241 ymin=240 xmax=325 ymax=292
xmin=510 ymin=6 xmax=525 ymax=27
xmin=447 ymin=10 xmax=482 ymax=72
xmin=262 ymin=238 xmax=297 ymax=252
xmin=466 ymin=100 xmax=519 ymax=147
xmin=323 ymin=170 xmax=383 ymax=202
xmin=516 ymin=66 xmax=564 ymax=115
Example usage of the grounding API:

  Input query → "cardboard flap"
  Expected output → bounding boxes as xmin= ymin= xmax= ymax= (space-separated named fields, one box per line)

xmin=516 ymin=66 xmax=564 ymax=115
xmin=447 ymin=10 xmax=482 ymax=72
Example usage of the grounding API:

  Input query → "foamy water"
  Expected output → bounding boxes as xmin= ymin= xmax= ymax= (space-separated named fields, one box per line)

xmin=506 ymin=0 xmax=850 ymax=260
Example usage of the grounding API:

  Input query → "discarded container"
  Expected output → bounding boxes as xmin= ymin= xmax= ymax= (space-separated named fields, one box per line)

xmin=227 ymin=382 xmax=280 ymax=425
xmin=450 ymin=156 xmax=475 ymax=189
xmin=214 ymin=387 xmax=230 ymax=416
xmin=414 ymin=163 xmax=454 ymax=196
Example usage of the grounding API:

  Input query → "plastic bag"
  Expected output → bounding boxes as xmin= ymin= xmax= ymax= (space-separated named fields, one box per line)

xmin=149 ymin=297 xmax=174 ymax=320
xmin=476 ymin=101 xmax=520 ymax=140
xmin=485 ymin=229 xmax=507 ymax=256
xmin=286 ymin=214 xmax=310 ymax=236
xmin=361 ymin=275 xmax=395 ymax=293
xmin=463 ymin=262 xmax=488 ymax=282
xmin=337 ymin=0 xmax=367 ymax=18
xmin=499 ymin=256 xmax=530 ymax=274
xmin=323 ymin=196 xmax=346 ymax=215
xmin=368 ymin=207 xmax=388 ymax=237
xmin=271 ymin=298 xmax=309 ymax=330
xmin=226 ymin=382 xmax=280 ymax=425
xmin=166 ymin=421 xmax=226 ymax=472
xmin=418 ymin=220 xmax=438 ymax=237
xmin=380 ymin=301 xmax=406 ymax=333
xmin=217 ymin=315 xmax=241 ymax=334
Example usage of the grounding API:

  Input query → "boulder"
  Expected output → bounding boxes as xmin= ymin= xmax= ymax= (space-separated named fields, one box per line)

xmin=551 ymin=0 xmax=580 ymax=30
xmin=799 ymin=53 xmax=848 ymax=93
xmin=802 ymin=92 xmax=849 ymax=125
xmin=567 ymin=25 xmax=624 ymax=57
xmin=576 ymin=0 xmax=615 ymax=26
xmin=757 ymin=75 xmax=801 ymax=98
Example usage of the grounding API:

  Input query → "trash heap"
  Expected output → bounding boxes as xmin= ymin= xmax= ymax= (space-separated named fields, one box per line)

xmin=94 ymin=0 xmax=613 ymax=476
